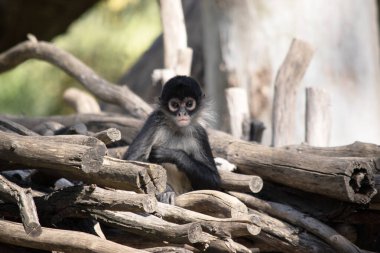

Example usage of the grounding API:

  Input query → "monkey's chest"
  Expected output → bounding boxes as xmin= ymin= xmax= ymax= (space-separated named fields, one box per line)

xmin=153 ymin=129 xmax=200 ymax=194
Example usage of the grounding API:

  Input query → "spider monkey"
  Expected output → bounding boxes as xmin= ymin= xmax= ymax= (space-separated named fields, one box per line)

xmin=124 ymin=76 xmax=220 ymax=202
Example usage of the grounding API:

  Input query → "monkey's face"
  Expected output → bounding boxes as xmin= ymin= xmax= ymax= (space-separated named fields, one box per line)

xmin=167 ymin=96 xmax=197 ymax=127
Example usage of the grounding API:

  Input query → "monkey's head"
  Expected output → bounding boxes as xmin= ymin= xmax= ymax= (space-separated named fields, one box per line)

xmin=159 ymin=76 xmax=205 ymax=128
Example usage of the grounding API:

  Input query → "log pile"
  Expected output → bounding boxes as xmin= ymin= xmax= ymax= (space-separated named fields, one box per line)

xmin=0 ymin=17 xmax=379 ymax=253
xmin=0 ymin=113 xmax=379 ymax=252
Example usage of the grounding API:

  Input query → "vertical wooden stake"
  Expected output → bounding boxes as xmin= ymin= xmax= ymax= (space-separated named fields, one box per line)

xmin=305 ymin=87 xmax=331 ymax=146
xmin=225 ymin=87 xmax=250 ymax=139
xmin=271 ymin=38 xmax=314 ymax=147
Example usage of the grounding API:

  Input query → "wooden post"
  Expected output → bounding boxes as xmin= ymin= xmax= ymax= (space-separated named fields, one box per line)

xmin=225 ymin=87 xmax=250 ymax=140
xmin=153 ymin=0 xmax=193 ymax=86
xmin=272 ymin=38 xmax=314 ymax=147
xmin=305 ymin=87 xmax=331 ymax=146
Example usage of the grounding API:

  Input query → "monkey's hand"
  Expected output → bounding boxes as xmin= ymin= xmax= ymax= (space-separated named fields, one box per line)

xmin=149 ymin=146 xmax=180 ymax=164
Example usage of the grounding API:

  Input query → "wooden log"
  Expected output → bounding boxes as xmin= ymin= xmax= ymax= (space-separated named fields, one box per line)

xmin=283 ymin=141 xmax=380 ymax=158
xmin=230 ymin=192 xmax=362 ymax=253
xmin=144 ymin=246 xmax=194 ymax=253
xmin=219 ymin=171 xmax=263 ymax=193
xmin=32 ymin=121 xmax=64 ymax=136
xmin=209 ymin=130 xmax=377 ymax=204
xmin=175 ymin=190 xmax=248 ymax=218
xmin=89 ymin=210 xmax=203 ymax=245
xmin=63 ymin=87 xmax=101 ymax=114
xmin=91 ymin=128 xmax=121 ymax=145
xmin=0 ymin=175 xmax=41 ymax=236
xmin=305 ymin=87 xmax=331 ymax=146
xmin=4 ymin=114 xmax=142 ymax=144
xmin=155 ymin=203 xmax=259 ymax=239
xmin=0 ymin=132 xmax=166 ymax=194
xmin=36 ymin=185 xmax=157 ymax=214
xmin=0 ymin=220 xmax=147 ymax=253
xmin=0 ymin=40 xmax=152 ymax=119
xmin=272 ymin=38 xmax=314 ymax=147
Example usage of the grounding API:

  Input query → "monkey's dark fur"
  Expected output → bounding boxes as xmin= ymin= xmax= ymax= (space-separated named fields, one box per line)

xmin=124 ymin=76 xmax=220 ymax=196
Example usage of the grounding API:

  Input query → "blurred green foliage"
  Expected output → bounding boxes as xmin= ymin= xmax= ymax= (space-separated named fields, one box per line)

xmin=0 ymin=0 xmax=161 ymax=116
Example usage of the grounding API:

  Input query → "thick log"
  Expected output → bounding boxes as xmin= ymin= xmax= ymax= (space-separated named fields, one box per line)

xmin=63 ymin=87 xmax=101 ymax=114
xmin=175 ymin=190 xmax=248 ymax=218
xmin=272 ymin=39 xmax=314 ymax=147
xmin=0 ymin=220 xmax=147 ymax=253
xmin=0 ymin=175 xmax=41 ymax=236
xmin=230 ymin=192 xmax=362 ymax=253
xmin=209 ymin=130 xmax=377 ymax=204
xmin=283 ymin=141 xmax=380 ymax=158
xmin=0 ymin=40 xmax=152 ymax=119
xmin=0 ymin=132 xmax=166 ymax=194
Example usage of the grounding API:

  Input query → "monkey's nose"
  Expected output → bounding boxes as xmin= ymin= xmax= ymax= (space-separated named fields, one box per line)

xmin=177 ymin=108 xmax=188 ymax=117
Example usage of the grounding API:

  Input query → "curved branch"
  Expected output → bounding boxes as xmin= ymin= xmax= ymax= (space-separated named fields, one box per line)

xmin=0 ymin=40 xmax=152 ymax=119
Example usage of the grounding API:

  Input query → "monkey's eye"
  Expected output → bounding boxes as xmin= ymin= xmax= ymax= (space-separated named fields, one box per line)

xmin=168 ymin=99 xmax=180 ymax=112
xmin=185 ymin=98 xmax=196 ymax=111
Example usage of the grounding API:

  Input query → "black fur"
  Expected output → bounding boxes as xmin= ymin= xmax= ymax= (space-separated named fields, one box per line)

xmin=124 ymin=76 xmax=220 ymax=192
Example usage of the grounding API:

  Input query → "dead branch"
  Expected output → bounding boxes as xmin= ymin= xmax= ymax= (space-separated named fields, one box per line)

xmin=0 ymin=175 xmax=41 ymax=236
xmin=0 ymin=117 xmax=39 ymax=136
xmin=63 ymin=87 xmax=101 ymax=114
xmin=175 ymin=190 xmax=248 ymax=218
xmin=0 ymin=219 xmax=147 ymax=253
xmin=230 ymin=191 xmax=363 ymax=253
xmin=0 ymin=40 xmax=152 ymax=119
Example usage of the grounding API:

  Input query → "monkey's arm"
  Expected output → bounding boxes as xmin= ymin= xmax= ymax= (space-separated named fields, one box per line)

xmin=149 ymin=127 xmax=220 ymax=190
xmin=123 ymin=113 xmax=158 ymax=161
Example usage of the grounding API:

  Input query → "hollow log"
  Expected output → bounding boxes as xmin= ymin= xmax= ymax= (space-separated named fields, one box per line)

xmin=209 ymin=130 xmax=377 ymax=204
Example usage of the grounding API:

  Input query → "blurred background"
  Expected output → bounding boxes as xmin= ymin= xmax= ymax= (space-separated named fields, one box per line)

xmin=0 ymin=0 xmax=161 ymax=116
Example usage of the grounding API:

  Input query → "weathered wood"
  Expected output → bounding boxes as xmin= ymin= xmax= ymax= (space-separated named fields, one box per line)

xmin=305 ymin=87 xmax=331 ymax=146
xmin=230 ymin=192 xmax=362 ymax=253
xmin=91 ymin=128 xmax=121 ymax=145
xmin=219 ymin=171 xmax=263 ymax=193
xmin=0 ymin=220 xmax=147 ymax=253
xmin=0 ymin=40 xmax=152 ymax=119
xmin=209 ymin=130 xmax=377 ymax=204
xmin=4 ymin=114 xmax=142 ymax=144
xmin=63 ymin=87 xmax=101 ymax=114
xmin=225 ymin=87 xmax=250 ymax=140
xmin=144 ymin=246 xmax=194 ymax=253
xmin=0 ymin=132 xmax=166 ymax=194
xmin=32 ymin=121 xmax=65 ymax=136
xmin=272 ymin=39 xmax=314 ymax=147
xmin=0 ymin=175 xmax=41 ymax=236
xmin=283 ymin=141 xmax=380 ymax=158
xmin=175 ymin=190 xmax=248 ymax=218
xmin=36 ymin=185 xmax=157 ymax=214
xmin=249 ymin=209 xmax=335 ymax=253
xmin=88 ymin=210 xmax=204 ymax=245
